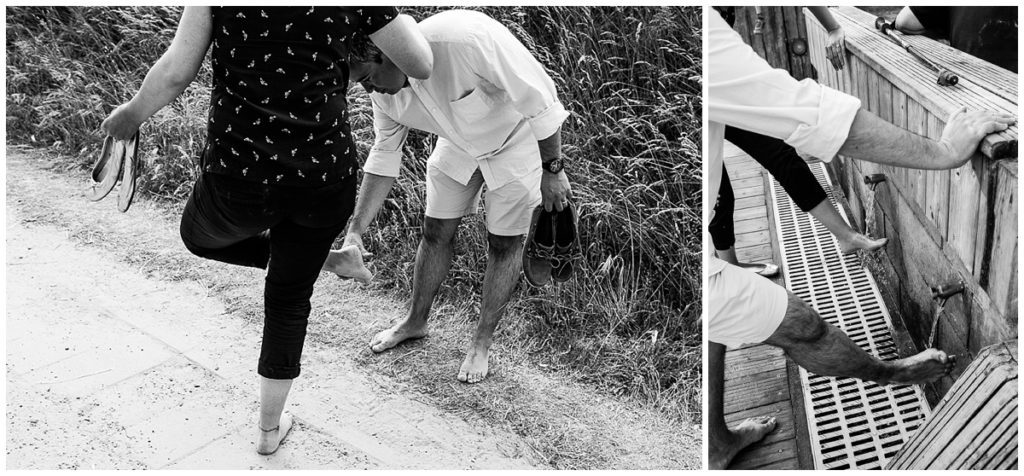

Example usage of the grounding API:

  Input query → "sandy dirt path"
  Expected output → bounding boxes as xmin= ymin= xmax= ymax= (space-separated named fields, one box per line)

xmin=5 ymin=159 xmax=538 ymax=469
xmin=5 ymin=148 xmax=701 ymax=469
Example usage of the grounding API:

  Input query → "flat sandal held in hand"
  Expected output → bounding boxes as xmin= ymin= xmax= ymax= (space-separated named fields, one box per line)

xmin=116 ymin=131 xmax=141 ymax=213
xmin=86 ymin=135 xmax=122 ymax=201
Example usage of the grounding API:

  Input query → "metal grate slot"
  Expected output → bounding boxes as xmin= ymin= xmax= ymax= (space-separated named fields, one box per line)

xmin=769 ymin=161 xmax=931 ymax=470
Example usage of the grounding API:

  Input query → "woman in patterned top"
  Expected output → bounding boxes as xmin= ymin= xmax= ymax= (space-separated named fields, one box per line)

xmin=100 ymin=6 xmax=432 ymax=455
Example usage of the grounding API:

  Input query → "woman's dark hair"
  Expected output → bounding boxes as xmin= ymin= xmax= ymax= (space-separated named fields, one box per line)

xmin=349 ymin=33 xmax=384 ymax=65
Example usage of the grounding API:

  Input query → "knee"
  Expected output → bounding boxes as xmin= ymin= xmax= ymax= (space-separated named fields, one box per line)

xmin=179 ymin=223 xmax=210 ymax=259
xmin=421 ymin=219 xmax=456 ymax=247
xmin=487 ymin=233 xmax=521 ymax=257
xmin=773 ymin=293 xmax=828 ymax=344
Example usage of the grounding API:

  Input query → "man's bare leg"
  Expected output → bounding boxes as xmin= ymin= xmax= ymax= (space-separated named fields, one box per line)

xmin=709 ymin=341 xmax=777 ymax=469
xmin=764 ymin=292 xmax=955 ymax=384
xmin=458 ymin=232 xmax=523 ymax=383
xmin=370 ymin=217 xmax=461 ymax=352
xmin=806 ymin=199 xmax=887 ymax=253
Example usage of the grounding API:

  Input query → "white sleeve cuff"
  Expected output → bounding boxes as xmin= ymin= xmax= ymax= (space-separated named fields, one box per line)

xmin=784 ymin=84 xmax=861 ymax=162
xmin=363 ymin=149 xmax=403 ymax=178
xmin=527 ymin=101 xmax=570 ymax=141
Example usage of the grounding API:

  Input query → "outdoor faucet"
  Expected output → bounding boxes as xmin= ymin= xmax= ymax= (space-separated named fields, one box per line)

xmin=931 ymin=280 xmax=965 ymax=302
xmin=864 ymin=174 xmax=886 ymax=191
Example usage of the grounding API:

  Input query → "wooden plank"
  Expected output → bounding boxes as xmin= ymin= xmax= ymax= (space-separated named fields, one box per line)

xmin=889 ymin=87 xmax=909 ymax=193
xmin=734 ymin=205 xmax=768 ymax=222
xmin=735 ymin=194 xmax=766 ymax=210
xmin=906 ymin=100 xmax=929 ymax=209
xmin=985 ymin=162 xmax=1018 ymax=317
xmin=734 ymin=218 xmax=768 ymax=235
xmin=762 ymin=7 xmax=786 ymax=70
xmin=886 ymin=342 xmax=1018 ymax=470
xmin=925 ymin=114 xmax=950 ymax=243
xmin=946 ymin=154 xmax=985 ymax=274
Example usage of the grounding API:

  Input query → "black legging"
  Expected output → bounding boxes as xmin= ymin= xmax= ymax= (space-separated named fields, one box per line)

xmin=180 ymin=172 xmax=355 ymax=379
xmin=709 ymin=126 xmax=829 ymax=250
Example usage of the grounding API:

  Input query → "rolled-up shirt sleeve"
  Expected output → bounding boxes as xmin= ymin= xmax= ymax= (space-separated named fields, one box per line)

xmin=707 ymin=10 xmax=860 ymax=162
xmin=469 ymin=27 xmax=569 ymax=141
xmin=363 ymin=98 xmax=409 ymax=178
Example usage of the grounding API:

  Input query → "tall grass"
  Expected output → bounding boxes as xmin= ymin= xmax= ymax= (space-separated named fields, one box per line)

xmin=6 ymin=6 xmax=702 ymax=420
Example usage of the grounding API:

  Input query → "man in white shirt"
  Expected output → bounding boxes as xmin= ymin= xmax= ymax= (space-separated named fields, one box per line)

xmin=707 ymin=9 xmax=1014 ymax=468
xmin=325 ymin=10 xmax=572 ymax=384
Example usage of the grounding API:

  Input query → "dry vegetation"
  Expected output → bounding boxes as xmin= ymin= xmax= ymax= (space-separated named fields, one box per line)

xmin=7 ymin=6 xmax=702 ymax=422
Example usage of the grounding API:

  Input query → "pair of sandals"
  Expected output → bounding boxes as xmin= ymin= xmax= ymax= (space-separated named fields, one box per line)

xmin=523 ymin=202 xmax=582 ymax=287
xmin=87 ymin=132 xmax=141 ymax=212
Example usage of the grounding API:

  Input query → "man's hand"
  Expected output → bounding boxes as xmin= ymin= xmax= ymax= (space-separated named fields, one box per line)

xmin=825 ymin=27 xmax=846 ymax=70
xmin=342 ymin=232 xmax=373 ymax=260
xmin=937 ymin=107 xmax=1015 ymax=168
xmin=100 ymin=103 xmax=143 ymax=141
xmin=541 ymin=170 xmax=571 ymax=212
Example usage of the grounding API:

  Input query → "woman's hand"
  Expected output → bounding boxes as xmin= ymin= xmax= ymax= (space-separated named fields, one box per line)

xmin=100 ymin=103 xmax=143 ymax=140
xmin=825 ymin=27 xmax=846 ymax=70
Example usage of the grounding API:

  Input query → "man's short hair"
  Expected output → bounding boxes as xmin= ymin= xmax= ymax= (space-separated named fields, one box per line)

xmin=349 ymin=33 xmax=384 ymax=65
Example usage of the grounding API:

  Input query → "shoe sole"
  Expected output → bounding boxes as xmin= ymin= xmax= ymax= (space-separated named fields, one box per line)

xmin=116 ymin=131 xmax=141 ymax=213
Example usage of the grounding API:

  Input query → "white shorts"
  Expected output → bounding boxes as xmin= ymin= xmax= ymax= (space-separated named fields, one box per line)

xmin=425 ymin=165 xmax=541 ymax=237
xmin=708 ymin=258 xmax=790 ymax=348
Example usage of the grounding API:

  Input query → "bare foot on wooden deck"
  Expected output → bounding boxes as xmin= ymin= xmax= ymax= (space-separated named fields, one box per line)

xmin=839 ymin=233 xmax=887 ymax=254
xmin=710 ymin=416 xmax=777 ymax=469
xmin=256 ymin=412 xmax=294 ymax=455
xmin=369 ymin=318 xmax=428 ymax=353
xmin=882 ymin=349 xmax=955 ymax=385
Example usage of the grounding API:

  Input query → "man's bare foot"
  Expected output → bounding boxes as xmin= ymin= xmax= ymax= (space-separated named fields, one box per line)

xmin=369 ymin=319 xmax=428 ymax=353
xmin=709 ymin=416 xmax=777 ymax=469
xmin=838 ymin=233 xmax=888 ymax=254
xmin=457 ymin=343 xmax=490 ymax=384
xmin=256 ymin=412 xmax=294 ymax=455
xmin=881 ymin=349 xmax=955 ymax=385
xmin=323 ymin=245 xmax=372 ymax=284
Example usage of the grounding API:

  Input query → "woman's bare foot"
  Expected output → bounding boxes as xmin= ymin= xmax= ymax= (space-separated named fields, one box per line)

xmin=256 ymin=412 xmax=294 ymax=455
xmin=709 ymin=416 xmax=777 ymax=469
xmin=881 ymin=349 xmax=955 ymax=385
xmin=457 ymin=341 xmax=491 ymax=384
xmin=369 ymin=318 xmax=428 ymax=353
xmin=323 ymin=245 xmax=373 ymax=284
xmin=838 ymin=233 xmax=888 ymax=254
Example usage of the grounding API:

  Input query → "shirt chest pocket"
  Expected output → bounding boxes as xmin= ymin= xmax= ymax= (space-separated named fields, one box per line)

xmin=448 ymin=88 xmax=520 ymax=154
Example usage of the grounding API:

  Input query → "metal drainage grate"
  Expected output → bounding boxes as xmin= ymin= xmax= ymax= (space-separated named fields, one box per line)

xmin=769 ymin=161 xmax=931 ymax=470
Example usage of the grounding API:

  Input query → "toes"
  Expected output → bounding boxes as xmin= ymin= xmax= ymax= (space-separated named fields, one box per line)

xmin=457 ymin=371 xmax=469 ymax=382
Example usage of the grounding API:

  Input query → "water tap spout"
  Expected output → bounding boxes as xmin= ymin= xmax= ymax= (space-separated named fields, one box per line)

xmin=864 ymin=174 xmax=886 ymax=191
xmin=931 ymin=281 xmax=965 ymax=301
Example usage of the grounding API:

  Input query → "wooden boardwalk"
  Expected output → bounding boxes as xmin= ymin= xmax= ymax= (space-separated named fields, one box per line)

xmin=721 ymin=142 xmax=813 ymax=470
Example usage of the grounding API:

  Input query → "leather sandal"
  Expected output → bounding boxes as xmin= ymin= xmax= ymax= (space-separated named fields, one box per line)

xmin=551 ymin=201 xmax=582 ymax=283
xmin=523 ymin=205 xmax=554 ymax=287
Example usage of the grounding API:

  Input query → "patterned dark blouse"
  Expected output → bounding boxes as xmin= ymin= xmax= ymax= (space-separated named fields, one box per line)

xmin=204 ymin=6 xmax=397 ymax=187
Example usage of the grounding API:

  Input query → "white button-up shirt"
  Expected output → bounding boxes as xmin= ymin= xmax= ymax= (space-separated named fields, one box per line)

xmin=707 ymin=9 xmax=861 ymax=275
xmin=363 ymin=10 xmax=570 ymax=189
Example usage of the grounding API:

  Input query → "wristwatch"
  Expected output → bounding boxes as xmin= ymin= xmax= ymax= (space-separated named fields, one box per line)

xmin=542 ymin=157 xmax=564 ymax=174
